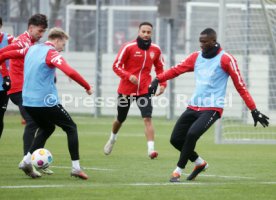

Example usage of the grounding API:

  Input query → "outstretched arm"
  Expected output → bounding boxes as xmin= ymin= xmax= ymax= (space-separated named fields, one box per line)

xmin=221 ymin=53 xmax=269 ymax=127
xmin=156 ymin=52 xmax=198 ymax=82
xmin=149 ymin=52 xmax=198 ymax=95
xmin=46 ymin=50 xmax=92 ymax=93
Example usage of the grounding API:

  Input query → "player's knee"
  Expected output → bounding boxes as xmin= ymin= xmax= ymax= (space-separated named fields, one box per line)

xmin=65 ymin=122 xmax=77 ymax=133
xmin=48 ymin=125 xmax=56 ymax=133
xmin=186 ymin=131 xmax=200 ymax=142
xmin=170 ymin=135 xmax=178 ymax=147
xmin=117 ymin=115 xmax=127 ymax=123
xmin=143 ymin=117 xmax=152 ymax=124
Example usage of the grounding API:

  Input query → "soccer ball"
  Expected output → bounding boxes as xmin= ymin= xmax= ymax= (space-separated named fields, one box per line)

xmin=31 ymin=148 xmax=53 ymax=169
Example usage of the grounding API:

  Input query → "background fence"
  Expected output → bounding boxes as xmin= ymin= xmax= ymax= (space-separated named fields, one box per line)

xmin=0 ymin=0 xmax=275 ymax=143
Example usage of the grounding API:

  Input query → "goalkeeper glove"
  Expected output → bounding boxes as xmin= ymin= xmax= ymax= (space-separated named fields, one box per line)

xmin=251 ymin=109 xmax=269 ymax=127
xmin=2 ymin=76 xmax=11 ymax=91
xmin=148 ymin=78 xmax=159 ymax=95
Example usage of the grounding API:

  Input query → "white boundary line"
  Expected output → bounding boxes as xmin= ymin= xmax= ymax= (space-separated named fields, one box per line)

xmin=0 ymin=182 xmax=219 ymax=189
xmin=0 ymin=185 xmax=65 ymax=189
xmin=182 ymin=173 xmax=255 ymax=180
xmin=50 ymin=166 xmax=114 ymax=171
xmin=52 ymin=166 xmax=255 ymax=179
xmin=2 ymin=181 xmax=276 ymax=189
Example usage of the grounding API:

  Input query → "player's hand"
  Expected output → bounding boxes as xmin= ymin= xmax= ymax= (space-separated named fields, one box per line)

xmin=156 ymin=85 xmax=165 ymax=96
xmin=148 ymin=78 xmax=159 ymax=96
xmin=251 ymin=109 xmax=269 ymax=127
xmin=2 ymin=76 xmax=11 ymax=91
xmin=129 ymin=75 xmax=138 ymax=85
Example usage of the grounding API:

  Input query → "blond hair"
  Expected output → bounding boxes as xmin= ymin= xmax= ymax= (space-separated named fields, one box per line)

xmin=48 ymin=27 xmax=69 ymax=40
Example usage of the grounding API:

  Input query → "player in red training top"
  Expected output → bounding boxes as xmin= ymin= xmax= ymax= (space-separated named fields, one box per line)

xmin=103 ymin=22 xmax=167 ymax=159
xmin=0 ymin=27 xmax=93 ymax=180
xmin=149 ymin=28 xmax=269 ymax=182
xmin=0 ymin=17 xmax=14 ymax=139
xmin=0 ymin=14 xmax=49 ymax=175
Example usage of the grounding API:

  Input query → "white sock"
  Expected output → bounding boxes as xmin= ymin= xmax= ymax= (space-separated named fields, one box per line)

xmin=194 ymin=156 xmax=205 ymax=166
xmin=173 ymin=166 xmax=183 ymax=175
xmin=72 ymin=160 xmax=81 ymax=171
xmin=23 ymin=152 xmax=32 ymax=164
xmin=110 ymin=132 xmax=117 ymax=141
xmin=147 ymin=141 xmax=154 ymax=154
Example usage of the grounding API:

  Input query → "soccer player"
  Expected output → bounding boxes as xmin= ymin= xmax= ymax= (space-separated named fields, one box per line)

xmin=149 ymin=28 xmax=269 ymax=182
xmin=103 ymin=22 xmax=167 ymax=159
xmin=0 ymin=27 xmax=93 ymax=179
xmin=0 ymin=14 xmax=49 ymax=175
xmin=0 ymin=17 xmax=14 ymax=138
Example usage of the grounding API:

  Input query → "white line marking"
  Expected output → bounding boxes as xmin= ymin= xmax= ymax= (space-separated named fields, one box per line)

xmin=1 ymin=181 xmax=274 ymax=189
xmin=126 ymin=182 xmax=204 ymax=186
xmin=260 ymin=182 xmax=276 ymax=184
xmin=51 ymin=166 xmax=114 ymax=171
xmin=0 ymin=185 xmax=64 ymax=189
xmin=182 ymin=173 xmax=255 ymax=180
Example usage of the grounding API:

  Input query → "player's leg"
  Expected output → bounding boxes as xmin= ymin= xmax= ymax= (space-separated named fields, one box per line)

xmin=169 ymin=108 xmax=198 ymax=182
xmin=19 ymin=106 xmax=55 ymax=178
xmin=178 ymin=110 xmax=220 ymax=181
xmin=47 ymin=104 xmax=88 ymax=180
xmin=136 ymin=94 xmax=157 ymax=159
xmin=9 ymin=92 xmax=39 ymax=155
xmin=104 ymin=94 xmax=131 ymax=155
xmin=0 ymin=91 xmax=9 ymax=139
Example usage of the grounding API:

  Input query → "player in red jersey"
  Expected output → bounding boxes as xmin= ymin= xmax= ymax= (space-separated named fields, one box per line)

xmin=0 ymin=17 xmax=14 ymax=139
xmin=103 ymin=22 xmax=167 ymax=159
xmin=0 ymin=14 xmax=49 ymax=176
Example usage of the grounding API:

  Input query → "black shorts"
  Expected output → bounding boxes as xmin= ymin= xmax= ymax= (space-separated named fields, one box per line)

xmin=117 ymin=93 xmax=153 ymax=122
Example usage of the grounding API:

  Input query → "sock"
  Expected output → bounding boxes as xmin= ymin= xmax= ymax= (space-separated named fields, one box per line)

xmin=147 ymin=141 xmax=154 ymax=154
xmin=72 ymin=160 xmax=81 ymax=171
xmin=194 ymin=156 xmax=205 ymax=166
xmin=23 ymin=152 xmax=32 ymax=164
xmin=110 ymin=132 xmax=117 ymax=141
xmin=173 ymin=166 xmax=183 ymax=175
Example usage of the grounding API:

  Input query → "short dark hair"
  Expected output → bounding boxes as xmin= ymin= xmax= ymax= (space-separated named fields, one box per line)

xmin=200 ymin=28 xmax=217 ymax=40
xmin=0 ymin=17 xmax=2 ymax=26
xmin=139 ymin=22 xmax=153 ymax=29
xmin=28 ymin=14 xmax=48 ymax=29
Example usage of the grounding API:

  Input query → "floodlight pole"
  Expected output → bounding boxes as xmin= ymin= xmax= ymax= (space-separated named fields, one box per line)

xmin=94 ymin=0 xmax=102 ymax=118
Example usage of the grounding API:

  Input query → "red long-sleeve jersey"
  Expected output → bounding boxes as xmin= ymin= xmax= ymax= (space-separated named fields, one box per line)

xmin=0 ymin=32 xmax=14 ymax=44
xmin=0 ymin=31 xmax=35 ymax=95
xmin=0 ymin=41 xmax=91 ymax=91
xmin=157 ymin=49 xmax=256 ymax=116
xmin=113 ymin=40 xmax=167 ymax=96
xmin=0 ymin=32 xmax=14 ymax=75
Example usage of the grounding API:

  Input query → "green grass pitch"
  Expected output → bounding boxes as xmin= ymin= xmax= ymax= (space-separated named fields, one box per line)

xmin=0 ymin=113 xmax=276 ymax=200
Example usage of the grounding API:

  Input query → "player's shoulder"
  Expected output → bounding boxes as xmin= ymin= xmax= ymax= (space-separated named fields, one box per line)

xmin=118 ymin=40 xmax=137 ymax=53
xmin=123 ymin=40 xmax=137 ymax=48
xmin=221 ymin=51 xmax=236 ymax=62
xmin=16 ymin=32 xmax=31 ymax=42
xmin=150 ymin=42 xmax=161 ymax=50
xmin=186 ymin=51 xmax=200 ymax=59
